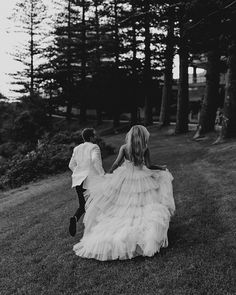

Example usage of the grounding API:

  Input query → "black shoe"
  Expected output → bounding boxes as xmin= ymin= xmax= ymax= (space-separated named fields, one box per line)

xmin=74 ymin=208 xmax=85 ymax=223
xmin=69 ymin=216 xmax=77 ymax=237
xmin=77 ymin=208 xmax=85 ymax=220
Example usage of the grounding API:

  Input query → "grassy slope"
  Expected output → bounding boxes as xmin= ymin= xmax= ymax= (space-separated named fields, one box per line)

xmin=0 ymin=126 xmax=235 ymax=295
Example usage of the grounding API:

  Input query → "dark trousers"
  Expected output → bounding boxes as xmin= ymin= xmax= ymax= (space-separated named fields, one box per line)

xmin=74 ymin=182 xmax=86 ymax=221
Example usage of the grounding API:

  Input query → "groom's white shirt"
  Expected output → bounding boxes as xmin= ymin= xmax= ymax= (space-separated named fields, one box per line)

xmin=69 ymin=142 xmax=105 ymax=188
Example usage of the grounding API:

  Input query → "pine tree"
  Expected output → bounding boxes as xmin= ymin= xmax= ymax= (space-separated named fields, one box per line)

xmin=197 ymin=49 xmax=220 ymax=135
xmin=93 ymin=0 xmax=103 ymax=125
xmin=175 ymin=6 xmax=189 ymax=134
xmin=188 ymin=0 xmax=236 ymax=138
xmin=159 ymin=5 xmax=175 ymax=127
xmin=222 ymin=36 xmax=236 ymax=138
xmin=187 ymin=0 xmax=223 ymax=138
xmin=45 ymin=0 xmax=90 ymax=121
xmin=10 ymin=0 xmax=47 ymax=98
xmin=216 ymin=1 xmax=236 ymax=138
xmin=143 ymin=0 xmax=153 ymax=126
xmin=130 ymin=0 xmax=138 ymax=125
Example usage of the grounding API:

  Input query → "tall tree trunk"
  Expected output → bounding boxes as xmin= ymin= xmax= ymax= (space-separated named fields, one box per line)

xmin=113 ymin=0 xmax=120 ymax=128
xmin=144 ymin=0 xmax=152 ymax=126
xmin=194 ymin=48 xmax=220 ymax=137
xmin=222 ymin=37 xmax=236 ymax=138
xmin=94 ymin=0 xmax=102 ymax=125
xmin=80 ymin=0 xmax=87 ymax=123
xmin=114 ymin=0 xmax=119 ymax=68
xmin=130 ymin=0 xmax=138 ymax=126
xmin=193 ymin=66 xmax=197 ymax=83
xmin=94 ymin=0 xmax=101 ymax=71
xmin=131 ymin=107 xmax=138 ymax=126
xmin=48 ymin=85 xmax=53 ymax=118
xmin=96 ymin=108 xmax=103 ymax=125
xmin=66 ymin=0 xmax=72 ymax=121
xmin=30 ymin=1 xmax=34 ymax=98
xmin=113 ymin=111 xmax=120 ymax=129
xmin=175 ymin=26 xmax=189 ymax=134
xmin=159 ymin=11 xmax=175 ymax=126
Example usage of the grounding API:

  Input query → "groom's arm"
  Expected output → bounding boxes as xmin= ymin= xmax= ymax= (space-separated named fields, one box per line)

xmin=108 ymin=145 xmax=125 ymax=173
xmin=69 ymin=148 xmax=77 ymax=172
xmin=91 ymin=145 xmax=105 ymax=175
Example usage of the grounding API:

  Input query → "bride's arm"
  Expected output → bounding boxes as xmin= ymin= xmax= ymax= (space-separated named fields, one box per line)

xmin=108 ymin=145 xmax=125 ymax=173
xmin=144 ymin=148 xmax=166 ymax=170
xmin=144 ymin=148 xmax=151 ymax=168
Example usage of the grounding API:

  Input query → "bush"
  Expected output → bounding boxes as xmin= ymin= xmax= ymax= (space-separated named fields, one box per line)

xmin=49 ymin=132 xmax=72 ymax=144
xmin=0 ymin=143 xmax=72 ymax=189
xmin=0 ymin=142 xmax=17 ymax=158
xmin=49 ymin=131 xmax=83 ymax=145
xmin=12 ymin=109 xmax=48 ymax=144
xmin=0 ymin=156 xmax=8 ymax=175
xmin=0 ymin=133 xmax=115 ymax=190
xmin=0 ymin=96 xmax=49 ymax=145
xmin=0 ymin=142 xmax=35 ymax=159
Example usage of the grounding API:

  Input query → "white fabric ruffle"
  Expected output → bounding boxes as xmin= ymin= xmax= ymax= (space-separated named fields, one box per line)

xmin=73 ymin=160 xmax=175 ymax=261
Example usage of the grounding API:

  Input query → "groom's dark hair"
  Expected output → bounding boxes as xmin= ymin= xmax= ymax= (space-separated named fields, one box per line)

xmin=81 ymin=128 xmax=95 ymax=142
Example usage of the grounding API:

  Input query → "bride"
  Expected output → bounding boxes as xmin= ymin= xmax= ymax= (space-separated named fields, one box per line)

xmin=73 ymin=125 xmax=175 ymax=261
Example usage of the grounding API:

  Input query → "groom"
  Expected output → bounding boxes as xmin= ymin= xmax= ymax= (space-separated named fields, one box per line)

xmin=68 ymin=128 xmax=105 ymax=236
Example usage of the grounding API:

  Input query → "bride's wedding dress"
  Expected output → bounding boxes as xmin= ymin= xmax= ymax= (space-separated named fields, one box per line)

xmin=73 ymin=159 xmax=175 ymax=261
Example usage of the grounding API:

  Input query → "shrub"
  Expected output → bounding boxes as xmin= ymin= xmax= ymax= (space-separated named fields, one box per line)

xmin=0 ymin=156 xmax=8 ymax=175
xmin=70 ymin=131 xmax=83 ymax=145
xmin=49 ymin=131 xmax=83 ymax=145
xmin=49 ymin=132 xmax=71 ymax=144
xmin=12 ymin=110 xmax=45 ymax=143
xmin=0 ymin=142 xmax=17 ymax=158
xmin=0 ymin=143 xmax=72 ymax=189
xmin=0 ymin=142 xmax=35 ymax=159
xmin=0 ymin=135 xmax=115 ymax=190
xmin=0 ymin=98 xmax=49 ymax=145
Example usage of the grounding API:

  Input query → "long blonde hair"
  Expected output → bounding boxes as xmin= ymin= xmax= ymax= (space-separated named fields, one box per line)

xmin=125 ymin=125 xmax=150 ymax=166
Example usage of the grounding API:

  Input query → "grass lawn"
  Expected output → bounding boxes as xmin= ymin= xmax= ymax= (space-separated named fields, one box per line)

xmin=0 ymin=126 xmax=235 ymax=295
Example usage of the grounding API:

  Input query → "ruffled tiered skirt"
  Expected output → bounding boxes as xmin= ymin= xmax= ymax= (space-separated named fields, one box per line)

xmin=73 ymin=161 xmax=175 ymax=261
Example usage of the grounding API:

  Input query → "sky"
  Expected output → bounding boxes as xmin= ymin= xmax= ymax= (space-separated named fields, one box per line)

xmin=0 ymin=1 xmax=194 ymax=100
xmin=0 ymin=0 xmax=52 ymax=99
xmin=0 ymin=1 xmax=20 ymax=98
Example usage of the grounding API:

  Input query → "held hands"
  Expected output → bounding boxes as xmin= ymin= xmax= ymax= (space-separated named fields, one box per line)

xmin=160 ymin=165 xmax=167 ymax=171
xmin=150 ymin=164 xmax=167 ymax=171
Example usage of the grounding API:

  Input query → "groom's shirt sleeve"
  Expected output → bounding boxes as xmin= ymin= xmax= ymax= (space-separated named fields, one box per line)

xmin=92 ymin=145 xmax=105 ymax=175
xmin=69 ymin=148 xmax=77 ymax=172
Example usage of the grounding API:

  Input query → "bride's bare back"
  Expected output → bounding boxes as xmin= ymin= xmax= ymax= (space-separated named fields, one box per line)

xmin=109 ymin=144 xmax=151 ymax=173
